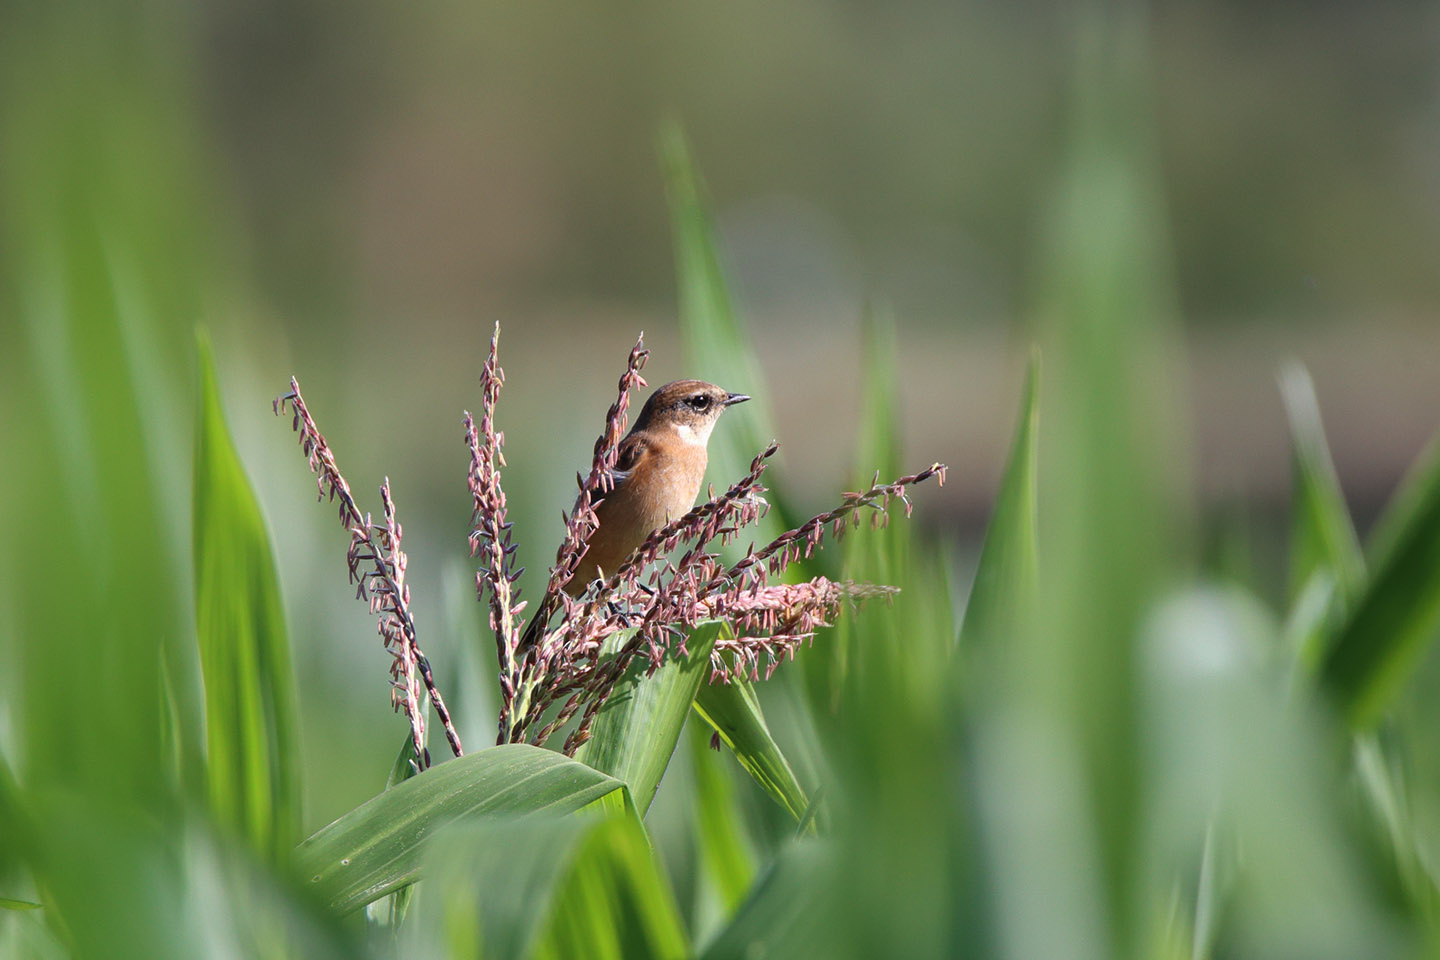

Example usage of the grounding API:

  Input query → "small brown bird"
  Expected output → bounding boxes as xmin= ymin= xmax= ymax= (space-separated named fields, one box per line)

xmin=569 ymin=379 xmax=749 ymax=594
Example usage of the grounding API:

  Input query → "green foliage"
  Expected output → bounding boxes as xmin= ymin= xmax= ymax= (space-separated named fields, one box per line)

xmin=692 ymin=678 xmax=809 ymax=822
xmin=687 ymin=718 xmax=756 ymax=921
xmin=193 ymin=333 xmax=303 ymax=864
xmin=293 ymin=744 xmax=632 ymax=914
xmin=12 ymin=7 xmax=1440 ymax=959
xmin=410 ymin=815 xmax=690 ymax=960
xmin=1321 ymin=432 xmax=1440 ymax=726
xmin=575 ymin=624 xmax=723 ymax=817
xmin=661 ymin=122 xmax=798 ymax=542
xmin=1280 ymin=362 xmax=1366 ymax=606
xmin=959 ymin=351 xmax=1039 ymax=655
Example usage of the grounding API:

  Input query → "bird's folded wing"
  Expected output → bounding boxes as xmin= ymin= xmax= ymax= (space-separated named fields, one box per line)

xmin=591 ymin=434 xmax=648 ymax=505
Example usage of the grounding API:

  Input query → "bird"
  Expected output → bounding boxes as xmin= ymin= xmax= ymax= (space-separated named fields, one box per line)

xmin=568 ymin=379 xmax=750 ymax=594
xmin=516 ymin=380 xmax=749 ymax=654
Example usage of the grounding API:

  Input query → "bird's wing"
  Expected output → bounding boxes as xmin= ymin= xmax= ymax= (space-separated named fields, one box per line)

xmin=592 ymin=434 xmax=648 ymax=505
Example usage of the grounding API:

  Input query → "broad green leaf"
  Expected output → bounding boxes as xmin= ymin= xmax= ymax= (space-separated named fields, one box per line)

xmin=660 ymin=122 xmax=797 ymax=542
xmin=1280 ymin=362 xmax=1365 ymax=606
xmin=411 ymin=815 xmax=689 ymax=960
xmin=294 ymin=743 xmax=630 ymax=914
xmin=575 ymin=623 xmax=723 ymax=816
xmin=693 ymin=678 xmax=809 ymax=821
xmin=1320 ymin=426 xmax=1440 ymax=727
xmin=689 ymin=718 xmax=755 ymax=920
xmin=365 ymin=731 xmax=427 ymax=936
xmin=959 ymin=351 xmax=1040 ymax=652
xmin=193 ymin=331 xmax=301 ymax=865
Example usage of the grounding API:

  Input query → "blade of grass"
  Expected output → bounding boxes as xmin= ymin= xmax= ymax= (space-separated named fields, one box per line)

xmin=1280 ymin=361 xmax=1365 ymax=607
xmin=800 ymin=307 xmax=905 ymax=710
xmin=959 ymin=351 xmax=1040 ymax=653
xmin=574 ymin=623 xmax=724 ymax=816
xmin=1319 ymin=433 xmax=1440 ymax=726
xmin=986 ymin=12 xmax=1190 ymax=955
xmin=294 ymin=744 xmax=631 ymax=914
xmin=660 ymin=122 xmax=799 ymax=542
xmin=693 ymin=677 xmax=809 ymax=822
xmin=193 ymin=331 xmax=302 ymax=865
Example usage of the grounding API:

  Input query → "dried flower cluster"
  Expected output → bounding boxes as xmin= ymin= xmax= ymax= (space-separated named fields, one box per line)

xmin=278 ymin=324 xmax=944 ymax=766
xmin=465 ymin=324 xmax=946 ymax=754
xmin=275 ymin=380 xmax=464 ymax=768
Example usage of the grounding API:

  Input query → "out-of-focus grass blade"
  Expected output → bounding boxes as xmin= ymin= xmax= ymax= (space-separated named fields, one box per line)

xmin=1 ymin=5 xmax=201 ymax=810
xmin=0 ymin=900 xmax=39 ymax=912
xmin=851 ymin=307 xmax=904 ymax=487
xmin=1319 ymin=431 xmax=1440 ymax=726
xmin=698 ymin=841 xmax=839 ymax=960
xmin=1365 ymin=433 xmax=1440 ymax=569
xmin=294 ymin=744 xmax=630 ymax=914
xmin=411 ymin=814 xmax=689 ymax=960
xmin=986 ymin=12 xmax=1190 ymax=955
xmin=959 ymin=351 xmax=1039 ymax=653
xmin=659 ymin=122 xmax=797 ymax=540
xmin=801 ymin=308 xmax=905 ymax=709
xmin=1280 ymin=362 xmax=1366 ymax=607
xmin=193 ymin=332 xmax=302 ymax=865
xmin=575 ymin=623 xmax=723 ymax=817
xmin=1141 ymin=588 xmax=1406 ymax=957
xmin=693 ymin=677 xmax=809 ymax=822
xmin=688 ymin=718 xmax=756 ymax=920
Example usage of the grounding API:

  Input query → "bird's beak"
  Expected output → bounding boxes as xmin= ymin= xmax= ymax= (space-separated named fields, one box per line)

xmin=723 ymin=392 xmax=751 ymax=407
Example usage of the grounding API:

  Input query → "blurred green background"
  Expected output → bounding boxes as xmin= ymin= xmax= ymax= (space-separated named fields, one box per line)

xmin=4 ymin=1 xmax=1440 ymax=956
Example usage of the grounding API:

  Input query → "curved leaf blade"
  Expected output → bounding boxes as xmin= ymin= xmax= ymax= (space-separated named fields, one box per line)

xmin=1280 ymin=361 xmax=1365 ymax=606
xmin=693 ymin=678 xmax=808 ymax=822
xmin=660 ymin=123 xmax=798 ymax=543
xmin=294 ymin=744 xmax=628 ymax=914
xmin=575 ymin=623 xmax=723 ymax=816
xmin=960 ymin=351 xmax=1040 ymax=652
xmin=1320 ymin=431 xmax=1440 ymax=727
xmin=193 ymin=332 xmax=302 ymax=864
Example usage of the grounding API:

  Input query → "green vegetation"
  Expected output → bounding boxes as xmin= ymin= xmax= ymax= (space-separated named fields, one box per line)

xmin=5 ymin=9 xmax=1440 ymax=960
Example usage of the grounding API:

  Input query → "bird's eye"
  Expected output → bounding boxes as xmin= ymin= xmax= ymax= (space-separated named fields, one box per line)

xmin=688 ymin=395 xmax=710 ymax=410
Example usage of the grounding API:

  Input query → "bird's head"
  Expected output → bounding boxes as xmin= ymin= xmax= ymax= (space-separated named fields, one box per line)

xmin=633 ymin=379 xmax=750 ymax=445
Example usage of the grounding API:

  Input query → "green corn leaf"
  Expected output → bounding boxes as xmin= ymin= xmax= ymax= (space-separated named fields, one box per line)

xmin=689 ymin=717 xmax=756 ymax=921
xmin=575 ymin=623 xmax=723 ymax=816
xmin=1280 ymin=361 xmax=1366 ymax=607
xmin=959 ymin=351 xmax=1040 ymax=652
xmin=1319 ymin=426 xmax=1440 ymax=727
xmin=364 ymin=731 xmax=428 ymax=937
xmin=410 ymin=814 xmax=689 ymax=960
xmin=294 ymin=744 xmax=631 ymax=914
xmin=693 ymin=677 xmax=809 ymax=822
xmin=193 ymin=331 xmax=302 ymax=865
xmin=660 ymin=122 xmax=798 ymax=541
xmin=698 ymin=841 xmax=839 ymax=960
